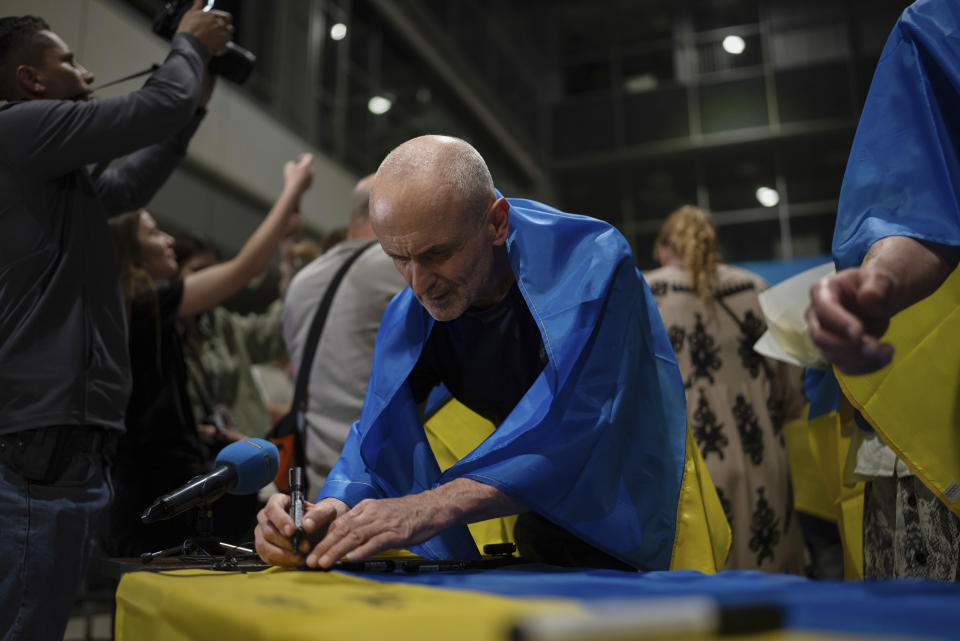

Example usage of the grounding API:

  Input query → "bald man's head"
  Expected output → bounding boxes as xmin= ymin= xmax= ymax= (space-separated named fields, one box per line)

xmin=369 ymin=135 xmax=512 ymax=321
xmin=371 ymin=135 xmax=495 ymax=229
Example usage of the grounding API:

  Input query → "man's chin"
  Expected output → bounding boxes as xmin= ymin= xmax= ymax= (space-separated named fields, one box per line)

xmin=420 ymin=297 xmax=464 ymax=322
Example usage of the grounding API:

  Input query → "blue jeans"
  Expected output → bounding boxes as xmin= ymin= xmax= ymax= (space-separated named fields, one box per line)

xmin=0 ymin=430 xmax=112 ymax=641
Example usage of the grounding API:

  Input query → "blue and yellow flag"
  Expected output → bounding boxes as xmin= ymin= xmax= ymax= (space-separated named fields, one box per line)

xmin=829 ymin=0 xmax=960 ymax=519
xmin=833 ymin=0 xmax=960 ymax=270
xmin=319 ymin=198 xmax=695 ymax=570
xmin=425 ymin=397 xmax=729 ymax=573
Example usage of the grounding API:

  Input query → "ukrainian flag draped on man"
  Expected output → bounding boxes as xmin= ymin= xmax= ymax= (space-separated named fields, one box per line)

xmin=319 ymin=197 xmax=729 ymax=571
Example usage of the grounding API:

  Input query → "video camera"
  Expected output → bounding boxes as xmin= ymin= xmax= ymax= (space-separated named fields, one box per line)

xmin=152 ymin=0 xmax=256 ymax=85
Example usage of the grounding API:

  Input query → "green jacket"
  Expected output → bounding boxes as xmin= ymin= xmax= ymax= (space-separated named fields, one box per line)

xmin=183 ymin=300 xmax=287 ymax=438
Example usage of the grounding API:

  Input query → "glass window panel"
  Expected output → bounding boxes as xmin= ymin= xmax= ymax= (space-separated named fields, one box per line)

xmin=717 ymin=219 xmax=782 ymax=262
xmin=552 ymin=96 xmax=617 ymax=154
xmin=615 ymin=0 xmax=674 ymax=46
xmin=563 ymin=59 xmax=612 ymax=95
xmin=632 ymin=159 xmax=699 ymax=221
xmin=557 ymin=169 xmax=623 ymax=226
xmin=691 ymin=0 xmax=760 ymax=32
xmin=781 ymin=134 xmax=852 ymax=203
xmin=699 ymin=77 xmax=769 ymax=133
xmin=777 ymin=63 xmax=852 ymax=122
xmin=703 ymin=145 xmax=777 ymax=211
xmin=788 ymin=211 xmax=839 ymax=258
xmin=696 ymin=34 xmax=763 ymax=74
xmin=622 ymin=49 xmax=676 ymax=86
xmin=624 ymin=88 xmax=689 ymax=144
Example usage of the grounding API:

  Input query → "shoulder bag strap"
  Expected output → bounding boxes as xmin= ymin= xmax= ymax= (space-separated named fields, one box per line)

xmin=292 ymin=241 xmax=378 ymax=418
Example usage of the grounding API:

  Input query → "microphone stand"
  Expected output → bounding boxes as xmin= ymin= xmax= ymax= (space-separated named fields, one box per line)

xmin=140 ymin=505 xmax=223 ymax=565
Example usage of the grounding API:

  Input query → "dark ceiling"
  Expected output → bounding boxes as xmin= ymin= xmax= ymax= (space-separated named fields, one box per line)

xmin=125 ymin=0 xmax=913 ymax=267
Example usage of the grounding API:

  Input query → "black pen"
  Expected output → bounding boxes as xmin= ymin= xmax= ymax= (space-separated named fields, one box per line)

xmin=332 ymin=559 xmax=397 ymax=572
xmin=288 ymin=467 xmax=305 ymax=553
xmin=401 ymin=559 xmax=473 ymax=573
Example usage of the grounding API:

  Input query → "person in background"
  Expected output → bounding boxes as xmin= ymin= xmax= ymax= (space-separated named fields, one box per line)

xmin=280 ymin=174 xmax=407 ymax=493
xmin=317 ymin=224 xmax=349 ymax=254
xmin=646 ymin=205 xmax=805 ymax=573
xmin=0 ymin=4 xmax=231 ymax=639
xmin=106 ymin=154 xmax=314 ymax=556
xmin=174 ymin=232 xmax=291 ymax=441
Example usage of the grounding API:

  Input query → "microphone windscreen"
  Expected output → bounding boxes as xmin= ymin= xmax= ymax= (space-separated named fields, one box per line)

xmin=214 ymin=438 xmax=279 ymax=495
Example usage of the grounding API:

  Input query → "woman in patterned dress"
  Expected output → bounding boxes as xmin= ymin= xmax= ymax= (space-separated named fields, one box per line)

xmin=645 ymin=205 xmax=806 ymax=573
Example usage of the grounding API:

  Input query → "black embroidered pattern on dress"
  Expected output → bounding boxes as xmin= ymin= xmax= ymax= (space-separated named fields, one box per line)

xmin=737 ymin=310 xmax=767 ymax=379
xmin=671 ymin=281 xmax=756 ymax=297
xmin=749 ymin=487 xmax=780 ymax=566
xmin=714 ymin=295 xmax=772 ymax=382
xmin=716 ymin=486 xmax=734 ymax=536
xmin=766 ymin=395 xmax=786 ymax=447
xmin=668 ymin=325 xmax=686 ymax=356
xmin=733 ymin=394 xmax=764 ymax=465
xmin=692 ymin=387 xmax=727 ymax=460
xmin=685 ymin=313 xmax=721 ymax=388
xmin=715 ymin=281 xmax=757 ymax=298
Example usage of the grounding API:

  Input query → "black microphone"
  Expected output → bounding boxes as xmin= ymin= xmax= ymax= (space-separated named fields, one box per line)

xmin=141 ymin=438 xmax=279 ymax=524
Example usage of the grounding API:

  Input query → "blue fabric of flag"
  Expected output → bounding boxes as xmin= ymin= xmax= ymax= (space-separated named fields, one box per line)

xmin=833 ymin=0 xmax=960 ymax=269
xmin=355 ymin=566 xmax=960 ymax=641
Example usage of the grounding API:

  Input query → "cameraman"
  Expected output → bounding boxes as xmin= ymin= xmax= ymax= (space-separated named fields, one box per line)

xmin=0 ymin=2 xmax=232 ymax=639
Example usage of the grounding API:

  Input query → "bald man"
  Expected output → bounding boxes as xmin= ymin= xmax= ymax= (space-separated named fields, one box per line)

xmin=255 ymin=136 xmax=687 ymax=571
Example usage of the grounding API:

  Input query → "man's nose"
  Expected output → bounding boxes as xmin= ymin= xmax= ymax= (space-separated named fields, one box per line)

xmin=409 ymin=261 xmax=435 ymax=295
xmin=81 ymin=64 xmax=94 ymax=85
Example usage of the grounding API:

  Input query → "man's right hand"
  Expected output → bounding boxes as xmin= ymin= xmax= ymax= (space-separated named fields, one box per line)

xmin=806 ymin=236 xmax=960 ymax=376
xmin=283 ymin=154 xmax=315 ymax=198
xmin=254 ymin=493 xmax=348 ymax=567
xmin=176 ymin=0 xmax=234 ymax=59
xmin=805 ymin=267 xmax=896 ymax=375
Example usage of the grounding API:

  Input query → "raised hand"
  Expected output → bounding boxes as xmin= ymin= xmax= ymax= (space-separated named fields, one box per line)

xmin=176 ymin=0 xmax=234 ymax=58
xmin=283 ymin=154 xmax=315 ymax=197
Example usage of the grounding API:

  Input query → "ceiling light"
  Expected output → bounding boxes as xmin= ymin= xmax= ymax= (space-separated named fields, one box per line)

xmin=623 ymin=73 xmax=658 ymax=94
xmin=722 ymin=35 xmax=746 ymax=55
xmin=330 ymin=23 xmax=347 ymax=41
xmin=755 ymin=186 xmax=780 ymax=208
xmin=368 ymin=95 xmax=392 ymax=115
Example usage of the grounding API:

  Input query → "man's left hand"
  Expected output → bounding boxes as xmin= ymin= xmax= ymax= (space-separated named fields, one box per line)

xmin=305 ymin=495 xmax=446 ymax=569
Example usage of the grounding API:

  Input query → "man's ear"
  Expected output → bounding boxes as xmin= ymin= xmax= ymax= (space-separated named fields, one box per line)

xmin=489 ymin=197 xmax=510 ymax=246
xmin=15 ymin=65 xmax=44 ymax=98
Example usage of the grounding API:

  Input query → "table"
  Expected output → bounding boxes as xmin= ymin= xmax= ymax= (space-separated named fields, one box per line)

xmin=114 ymin=563 xmax=960 ymax=640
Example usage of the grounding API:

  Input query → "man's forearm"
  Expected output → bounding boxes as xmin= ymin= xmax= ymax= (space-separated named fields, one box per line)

xmin=864 ymin=236 xmax=960 ymax=313
xmin=419 ymin=477 xmax=527 ymax=531
xmin=98 ymin=109 xmax=205 ymax=215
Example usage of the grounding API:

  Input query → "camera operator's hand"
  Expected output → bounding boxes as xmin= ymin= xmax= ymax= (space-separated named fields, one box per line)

xmin=176 ymin=0 xmax=234 ymax=59
xmin=283 ymin=154 xmax=315 ymax=198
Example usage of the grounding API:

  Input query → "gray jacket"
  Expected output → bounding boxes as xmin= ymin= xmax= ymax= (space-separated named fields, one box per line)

xmin=0 ymin=33 xmax=207 ymax=434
